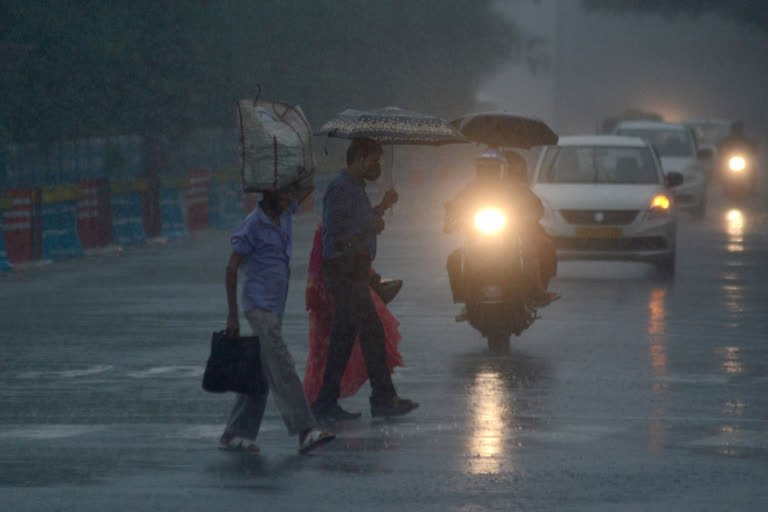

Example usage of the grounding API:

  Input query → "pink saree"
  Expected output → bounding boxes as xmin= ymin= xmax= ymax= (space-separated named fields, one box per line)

xmin=303 ymin=225 xmax=403 ymax=404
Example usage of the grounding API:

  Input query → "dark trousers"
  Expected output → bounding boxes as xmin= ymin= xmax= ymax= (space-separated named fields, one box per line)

xmin=315 ymin=256 xmax=396 ymax=406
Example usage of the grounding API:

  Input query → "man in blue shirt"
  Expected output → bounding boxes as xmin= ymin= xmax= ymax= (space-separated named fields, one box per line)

xmin=221 ymin=182 xmax=335 ymax=454
xmin=313 ymin=137 xmax=419 ymax=422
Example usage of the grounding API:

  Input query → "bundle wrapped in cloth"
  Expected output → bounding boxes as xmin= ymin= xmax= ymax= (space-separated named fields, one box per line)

xmin=237 ymin=96 xmax=315 ymax=192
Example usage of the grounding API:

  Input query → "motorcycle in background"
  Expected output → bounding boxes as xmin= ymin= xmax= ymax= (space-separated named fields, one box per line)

xmin=720 ymin=149 xmax=758 ymax=199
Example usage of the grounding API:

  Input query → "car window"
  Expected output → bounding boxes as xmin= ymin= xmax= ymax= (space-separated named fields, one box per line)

xmin=537 ymin=146 xmax=661 ymax=184
xmin=615 ymin=128 xmax=695 ymax=158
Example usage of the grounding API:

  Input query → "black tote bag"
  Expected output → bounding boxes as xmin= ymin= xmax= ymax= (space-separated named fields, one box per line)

xmin=202 ymin=331 xmax=268 ymax=396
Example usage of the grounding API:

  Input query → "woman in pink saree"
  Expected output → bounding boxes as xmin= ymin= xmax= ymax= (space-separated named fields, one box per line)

xmin=303 ymin=225 xmax=403 ymax=405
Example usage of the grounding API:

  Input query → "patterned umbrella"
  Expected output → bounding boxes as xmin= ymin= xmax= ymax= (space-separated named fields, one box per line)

xmin=318 ymin=107 xmax=467 ymax=145
xmin=450 ymin=112 xmax=558 ymax=149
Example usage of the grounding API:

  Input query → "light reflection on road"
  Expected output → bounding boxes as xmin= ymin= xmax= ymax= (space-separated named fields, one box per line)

xmin=457 ymin=352 xmax=547 ymax=476
xmin=722 ymin=209 xmax=746 ymax=327
xmin=717 ymin=208 xmax=748 ymax=456
xmin=647 ymin=287 xmax=668 ymax=454
xmin=466 ymin=369 xmax=507 ymax=474
xmin=715 ymin=346 xmax=744 ymax=375
xmin=725 ymin=209 xmax=745 ymax=253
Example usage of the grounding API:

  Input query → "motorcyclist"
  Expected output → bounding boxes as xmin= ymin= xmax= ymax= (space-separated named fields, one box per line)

xmin=716 ymin=120 xmax=758 ymax=187
xmin=717 ymin=121 xmax=757 ymax=156
xmin=503 ymin=150 xmax=558 ymax=296
xmin=444 ymin=150 xmax=558 ymax=321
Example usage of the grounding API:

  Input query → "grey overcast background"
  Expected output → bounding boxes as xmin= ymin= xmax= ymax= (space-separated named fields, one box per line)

xmin=482 ymin=1 xmax=768 ymax=137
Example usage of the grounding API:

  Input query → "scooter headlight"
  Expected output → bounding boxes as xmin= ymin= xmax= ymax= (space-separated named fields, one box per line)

xmin=474 ymin=208 xmax=507 ymax=235
xmin=729 ymin=156 xmax=746 ymax=172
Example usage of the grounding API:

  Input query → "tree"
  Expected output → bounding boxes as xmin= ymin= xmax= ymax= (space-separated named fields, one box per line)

xmin=0 ymin=1 xmax=520 ymax=147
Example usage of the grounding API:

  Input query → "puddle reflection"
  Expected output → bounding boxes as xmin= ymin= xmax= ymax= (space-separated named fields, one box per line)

xmin=725 ymin=209 xmax=745 ymax=253
xmin=454 ymin=351 xmax=549 ymax=475
xmin=715 ymin=346 xmax=744 ymax=375
xmin=467 ymin=370 xmax=507 ymax=474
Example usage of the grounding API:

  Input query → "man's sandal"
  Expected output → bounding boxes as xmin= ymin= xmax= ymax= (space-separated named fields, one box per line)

xmin=299 ymin=429 xmax=336 ymax=454
xmin=219 ymin=435 xmax=260 ymax=453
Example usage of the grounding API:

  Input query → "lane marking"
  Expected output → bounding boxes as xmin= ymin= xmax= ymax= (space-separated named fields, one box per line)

xmin=0 ymin=425 xmax=105 ymax=440
xmin=16 ymin=365 xmax=114 ymax=379
xmin=126 ymin=366 xmax=203 ymax=378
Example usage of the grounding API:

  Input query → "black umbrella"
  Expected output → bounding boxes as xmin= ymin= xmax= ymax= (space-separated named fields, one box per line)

xmin=318 ymin=107 xmax=467 ymax=145
xmin=450 ymin=112 xmax=558 ymax=149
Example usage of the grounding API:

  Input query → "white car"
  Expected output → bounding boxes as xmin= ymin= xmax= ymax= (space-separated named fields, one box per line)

xmin=531 ymin=135 xmax=680 ymax=275
xmin=614 ymin=120 xmax=709 ymax=217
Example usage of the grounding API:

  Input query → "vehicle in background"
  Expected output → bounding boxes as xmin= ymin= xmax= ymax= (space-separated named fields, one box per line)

xmin=531 ymin=135 xmax=680 ymax=276
xmin=717 ymin=145 xmax=758 ymax=199
xmin=684 ymin=118 xmax=732 ymax=150
xmin=614 ymin=120 xmax=711 ymax=218
xmin=683 ymin=118 xmax=731 ymax=176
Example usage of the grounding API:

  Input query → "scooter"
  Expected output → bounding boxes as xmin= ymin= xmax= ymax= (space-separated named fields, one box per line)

xmin=720 ymin=150 xmax=758 ymax=199
xmin=446 ymin=203 xmax=539 ymax=351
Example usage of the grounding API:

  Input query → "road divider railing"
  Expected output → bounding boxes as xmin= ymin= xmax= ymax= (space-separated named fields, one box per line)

xmin=111 ymin=179 xmax=148 ymax=246
xmin=160 ymin=175 xmax=189 ymax=239
xmin=77 ymin=179 xmax=112 ymax=249
xmin=41 ymin=185 xmax=84 ymax=261
xmin=0 ymin=196 xmax=13 ymax=271
xmin=1 ymin=188 xmax=42 ymax=264
xmin=209 ymin=168 xmax=244 ymax=229
xmin=187 ymin=169 xmax=210 ymax=232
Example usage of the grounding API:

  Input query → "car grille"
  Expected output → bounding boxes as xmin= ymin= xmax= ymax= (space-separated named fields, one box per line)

xmin=554 ymin=236 xmax=668 ymax=251
xmin=559 ymin=210 xmax=639 ymax=225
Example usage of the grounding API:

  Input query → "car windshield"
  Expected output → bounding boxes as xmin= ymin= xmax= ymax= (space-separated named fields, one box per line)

xmin=537 ymin=146 xmax=660 ymax=184
xmin=615 ymin=128 xmax=695 ymax=158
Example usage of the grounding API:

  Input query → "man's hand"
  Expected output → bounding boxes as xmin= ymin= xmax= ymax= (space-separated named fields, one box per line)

xmin=375 ymin=216 xmax=385 ymax=234
xmin=226 ymin=312 xmax=240 ymax=339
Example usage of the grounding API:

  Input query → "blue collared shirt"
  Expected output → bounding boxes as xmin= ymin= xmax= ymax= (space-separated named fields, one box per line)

xmin=231 ymin=199 xmax=297 ymax=318
xmin=322 ymin=170 xmax=378 ymax=260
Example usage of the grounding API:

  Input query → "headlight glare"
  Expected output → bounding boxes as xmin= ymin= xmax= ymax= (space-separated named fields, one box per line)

xmin=646 ymin=194 xmax=672 ymax=220
xmin=728 ymin=156 xmax=746 ymax=172
xmin=474 ymin=208 xmax=507 ymax=234
xmin=650 ymin=194 xmax=670 ymax=210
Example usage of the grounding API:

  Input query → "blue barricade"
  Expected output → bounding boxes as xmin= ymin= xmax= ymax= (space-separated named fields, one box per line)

xmin=0 ymin=229 xmax=12 ymax=271
xmin=41 ymin=200 xmax=84 ymax=261
xmin=41 ymin=187 xmax=83 ymax=261
xmin=111 ymin=186 xmax=146 ymax=246
xmin=160 ymin=186 xmax=188 ymax=239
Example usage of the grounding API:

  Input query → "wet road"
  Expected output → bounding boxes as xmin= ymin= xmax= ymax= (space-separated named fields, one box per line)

xmin=1 ymin=183 xmax=767 ymax=511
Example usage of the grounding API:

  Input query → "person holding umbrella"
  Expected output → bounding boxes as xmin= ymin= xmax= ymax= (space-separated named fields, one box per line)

xmin=311 ymin=137 xmax=419 ymax=422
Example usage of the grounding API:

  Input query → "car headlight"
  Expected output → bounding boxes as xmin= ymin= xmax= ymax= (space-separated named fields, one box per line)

xmin=728 ymin=156 xmax=746 ymax=172
xmin=646 ymin=194 xmax=672 ymax=220
xmin=474 ymin=208 xmax=507 ymax=235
